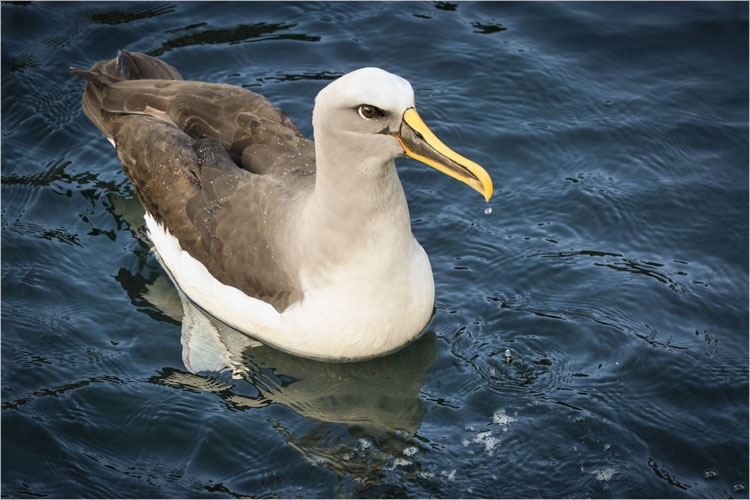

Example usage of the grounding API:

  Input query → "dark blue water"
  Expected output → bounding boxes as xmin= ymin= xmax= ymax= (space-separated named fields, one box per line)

xmin=2 ymin=2 xmax=748 ymax=498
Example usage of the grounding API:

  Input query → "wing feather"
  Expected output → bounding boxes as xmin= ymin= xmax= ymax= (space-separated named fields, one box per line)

xmin=71 ymin=51 xmax=314 ymax=310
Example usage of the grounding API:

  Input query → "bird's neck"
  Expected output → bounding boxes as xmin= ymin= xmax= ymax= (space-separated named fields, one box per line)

xmin=301 ymin=139 xmax=415 ymax=261
xmin=289 ymin=137 xmax=432 ymax=307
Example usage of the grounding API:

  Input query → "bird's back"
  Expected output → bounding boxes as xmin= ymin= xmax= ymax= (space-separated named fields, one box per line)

xmin=70 ymin=51 xmax=314 ymax=310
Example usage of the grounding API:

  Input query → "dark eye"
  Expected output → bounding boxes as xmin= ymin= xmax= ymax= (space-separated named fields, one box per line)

xmin=358 ymin=105 xmax=378 ymax=119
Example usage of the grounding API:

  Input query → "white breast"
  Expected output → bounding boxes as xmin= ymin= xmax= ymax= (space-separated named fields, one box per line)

xmin=144 ymin=213 xmax=434 ymax=361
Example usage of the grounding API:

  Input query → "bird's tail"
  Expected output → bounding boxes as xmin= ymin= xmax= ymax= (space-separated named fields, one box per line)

xmin=68 ymin=50 xmax=183 ymax=138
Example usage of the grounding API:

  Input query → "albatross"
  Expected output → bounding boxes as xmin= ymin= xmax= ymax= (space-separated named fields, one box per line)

xmin=70 ymin=51 xmax=492 ymax=361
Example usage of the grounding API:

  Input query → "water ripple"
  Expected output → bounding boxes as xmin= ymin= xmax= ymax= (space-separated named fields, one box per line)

xmin=88 ymin=2 xmax=176 ymax=26
xmin=148 ymin=21 xmax=321 ymax=57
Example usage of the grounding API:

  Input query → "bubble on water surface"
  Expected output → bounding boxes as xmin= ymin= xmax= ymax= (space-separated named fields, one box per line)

xmin=704 ymin=468 xmax=718 ymax=479
xmin=492 ymin=409 xmax=516 ymax=428
xmin=402 ymin=446 xmax=418 ymax=457
xmin=484 ymin=206 xmax=493 ymax=215
xmin=358 ymin=438 xmax=372 ymax=450
xmin=733 ymin=482 xmax=746 ymax=493
xmin=441 ymin=469 xmax=457 ymax=481
xmin=473 ymin=430 xmax=498 ymax=455
xmin=594 ymin=467 xmax=617 ymax=481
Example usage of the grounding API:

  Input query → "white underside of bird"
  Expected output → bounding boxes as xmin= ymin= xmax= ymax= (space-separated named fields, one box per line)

xmin=145 ymin=212 xmax=435 ymax=361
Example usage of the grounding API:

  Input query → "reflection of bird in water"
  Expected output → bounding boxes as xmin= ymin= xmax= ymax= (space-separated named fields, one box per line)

xmin=142 ymin=272 xmax=436 ymax=436
xmin=71 ymin=50 xmax=491 ymax=361
xmin=141 ymin=275 xmax=438 ymax=490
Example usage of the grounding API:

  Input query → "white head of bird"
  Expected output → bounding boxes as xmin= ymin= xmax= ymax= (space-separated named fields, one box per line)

xmin=312 ymin=67 xmax=493 ymax=202
xmin=312 ymin=67 xmax=416 ymax=166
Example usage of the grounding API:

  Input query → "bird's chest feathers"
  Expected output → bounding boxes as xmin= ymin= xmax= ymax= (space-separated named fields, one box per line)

xmin=306 ymin=230 xmax=432 ymax=300
xmin=285 ymin=236 xmax=435 ymax=354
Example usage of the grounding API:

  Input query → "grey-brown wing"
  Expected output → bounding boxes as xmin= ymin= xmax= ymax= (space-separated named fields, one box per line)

xmin=100 ymin=79 xmax=316 ymax=176
xmin=71 ymin=52 xmax=315 ymax=310
xmin=70 ymin=51 xmax=184 ymax=138
xmin=109 ymin=112 xmax=309 ymax=311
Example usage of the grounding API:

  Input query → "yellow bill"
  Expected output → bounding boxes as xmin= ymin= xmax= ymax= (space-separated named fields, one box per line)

xmin=395 ymin=107 xmax=493 ymax=202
